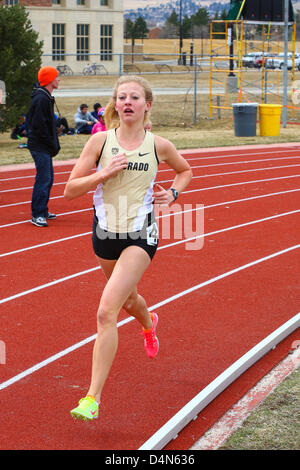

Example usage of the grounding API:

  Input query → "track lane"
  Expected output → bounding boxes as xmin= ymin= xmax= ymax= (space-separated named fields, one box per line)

xmin=179 ymin=145 xmax=300 ymax=161
xmin=1 ymin=148 xmax=300 ymax=193
xmin=1 ymin=182 xmax=300 ymax=297
xmin=0 ymin=168 xmax=299 ymax=236
xmin=0 ymin=156 xmax=300 ymax=190
xmin=1 ymin=209 xmax=299 ymax=384
xmin=2 ymin=161 xmax=300 ymax=204
xmin=1 ymin=145 xmax=299 ymax=450
xmin=1 ymin=144 xmax=300 ymax=181
xmin=0 ymin=245 xmax=299 ymax=449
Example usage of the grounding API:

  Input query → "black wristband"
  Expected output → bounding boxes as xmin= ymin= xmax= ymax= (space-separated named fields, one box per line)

xmin=169 ymin=188 xmax=179 ymax=201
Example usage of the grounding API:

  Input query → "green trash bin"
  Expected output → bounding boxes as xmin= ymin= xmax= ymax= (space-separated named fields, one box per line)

xmin=232 ymin=103 xmax=258 ymax=137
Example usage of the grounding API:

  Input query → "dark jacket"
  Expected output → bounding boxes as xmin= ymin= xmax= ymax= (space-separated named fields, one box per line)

xmin=27 ymin=86 xmax=60 ymax=157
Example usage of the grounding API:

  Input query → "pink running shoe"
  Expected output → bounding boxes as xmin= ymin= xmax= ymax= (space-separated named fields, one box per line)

xmin=142 ymin=312 xmax=159 ymax=358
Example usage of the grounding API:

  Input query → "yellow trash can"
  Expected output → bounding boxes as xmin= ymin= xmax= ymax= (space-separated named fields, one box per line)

xmin=259 ymin=104 xmax=282 ymax=136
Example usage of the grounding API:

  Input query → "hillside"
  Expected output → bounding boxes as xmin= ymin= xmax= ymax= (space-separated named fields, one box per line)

xmin=124 ymin=0 xmax=300 ymax=26
xmin=124 ymin=1 xmax=230 ymax=26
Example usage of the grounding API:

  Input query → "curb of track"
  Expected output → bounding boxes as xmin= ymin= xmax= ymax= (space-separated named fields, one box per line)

xmin=138 ymin=313 xmax=300 ymax=450
xmin=190 ymin=346 xmax=300 ymax=450
xmin=0 ymin=159 xmax=78 ymax=172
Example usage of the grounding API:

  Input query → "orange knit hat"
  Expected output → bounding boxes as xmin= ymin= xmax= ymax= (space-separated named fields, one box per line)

xmin=38 ymin=66 xmax=59 ymax=87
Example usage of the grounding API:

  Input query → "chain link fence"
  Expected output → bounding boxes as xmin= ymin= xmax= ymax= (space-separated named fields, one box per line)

xmin=46 ymin=52 xmax=300 ymax=128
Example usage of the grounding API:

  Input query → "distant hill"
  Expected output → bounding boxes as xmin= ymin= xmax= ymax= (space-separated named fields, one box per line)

xmin=124 ymin=0 xmax=300 ymax=27
xmin=124 ymin=0 xmax=230 ymax=26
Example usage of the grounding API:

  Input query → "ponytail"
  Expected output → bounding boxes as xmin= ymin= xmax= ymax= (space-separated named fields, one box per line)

xmin=104 ymin=99 xmax=119 ymax=130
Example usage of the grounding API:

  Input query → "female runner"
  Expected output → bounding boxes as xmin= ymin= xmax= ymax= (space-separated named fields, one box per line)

xmin=65 ymin=76 xmax=192 ymax=420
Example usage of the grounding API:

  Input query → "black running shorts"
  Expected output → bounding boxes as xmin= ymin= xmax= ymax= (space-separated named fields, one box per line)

xmin=92 ymin=211 xmax=159 ymax=261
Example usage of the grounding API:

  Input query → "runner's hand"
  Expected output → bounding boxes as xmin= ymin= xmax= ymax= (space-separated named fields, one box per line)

xmin=103 ymin=152 xmax=128 ymax=180
xmin=152 ymin=184 xmax=174 ymax=206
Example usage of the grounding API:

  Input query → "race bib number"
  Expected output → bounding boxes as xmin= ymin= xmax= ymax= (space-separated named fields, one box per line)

xmin=146 ymin=222 xmax=158 ymax=246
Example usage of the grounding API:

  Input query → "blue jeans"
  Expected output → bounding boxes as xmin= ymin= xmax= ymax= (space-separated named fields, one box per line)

xmin=30 ymin=150 xmax=54 ymax=218
xmin=76 ymin=124 xmax=93 ymax=134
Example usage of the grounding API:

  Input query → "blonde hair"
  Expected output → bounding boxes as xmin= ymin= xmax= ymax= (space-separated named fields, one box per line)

xmin=104 ymin=75 xmax=153 ymax=130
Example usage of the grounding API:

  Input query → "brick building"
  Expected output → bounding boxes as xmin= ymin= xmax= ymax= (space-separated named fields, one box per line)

xmin=148 ymin=27 xmax=162 ymax=40
xmin=1 ymin=0 xmax=124 ymax=74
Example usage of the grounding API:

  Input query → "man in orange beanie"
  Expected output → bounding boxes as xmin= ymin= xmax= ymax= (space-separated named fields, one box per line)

xmin=27 ymin=66 xmax=61 ymax=227
xmin=38 ymin=66 xmax=59 ymax=88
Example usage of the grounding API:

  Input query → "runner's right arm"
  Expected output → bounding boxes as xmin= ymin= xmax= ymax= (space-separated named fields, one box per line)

xmin=64 ymin=133 xmax=127 ymax=200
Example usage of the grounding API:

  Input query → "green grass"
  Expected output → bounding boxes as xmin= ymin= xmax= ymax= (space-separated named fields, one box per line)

xmin=220 ymin=367 xmax=300 ymax=450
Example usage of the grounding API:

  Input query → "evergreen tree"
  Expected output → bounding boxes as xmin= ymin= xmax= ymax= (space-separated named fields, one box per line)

xmin=166 ymin=10 xmax=179 ymax=27
xmin=134 ymin=16 xmax=149 ymax=41
xmin=191 ymin=7 xmax=210 ymax=26
xmin=0 ymin=5 xmax=43 ymax=131
xmin=124 ymin=19 xmax=134 ymax=40
xmin=182 ymin=15 xmax=192 ymax=38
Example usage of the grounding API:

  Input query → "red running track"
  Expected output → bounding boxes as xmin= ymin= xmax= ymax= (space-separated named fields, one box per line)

xmin=0 ymin=144 xmax=299 ymax=450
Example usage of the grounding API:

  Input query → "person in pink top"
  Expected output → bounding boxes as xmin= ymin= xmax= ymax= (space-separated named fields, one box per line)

xmin=91 ymin=107 xmax=106 ymax=134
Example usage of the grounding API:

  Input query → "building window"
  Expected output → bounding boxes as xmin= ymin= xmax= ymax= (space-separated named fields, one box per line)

xmin=100 ymin=0 xmax=108 ymax=5
xmin=77 ymin=0 xmax=85 ymax=5
xmin=77 ymin=24 xmax=89 ymax=61
xmin=100 ymin=25 xmax=113 ymax=61
xmin=52 ymin=0 xmax=61 ymax=4
xmin=52 ymin=24 xmax=65 ymax=61
xmin=5 ymin=0 xmax=18 ymax=4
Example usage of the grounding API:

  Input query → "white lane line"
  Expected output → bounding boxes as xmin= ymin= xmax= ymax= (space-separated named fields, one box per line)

xmin=1 ymin=147 xmax=299 ymax=182
xmin=162 ymin=163 xmax=300 ymax=180
xmin=1 ymin=187 xmax=300 ymax=230
xmin=0 ymin=231 xmax=92 ymax=257
xmin=158 ymin=156 xmax=300 ymax=173
xmin=1 ymin=155 xmax=300 ymax=192
xmin=179 ymin=148 xmax=300 ymax=161
xmin=0 ymin=181 xmax=66 ymax=193
xmin=2 ymin=168 xmax=300 ymax=198
xmin=139 ymin=310 xmax=300 ymax=450
xmin=183 ymin=174 xmax=300 ymax=194
xmin=142 ymin=246 xmax=300 ymax=311
xmin=1 ymin=171 xmax=300 ymax=210
xmin=0 ymin=171 xmax=71 ymax=182
xmin=0 ymin=194 xmax=67 ymax=208
xmin=0 ymin=244 xmax=299 ymax=392
xmin=159 ymin=209 xmax=300 ymax=250
xmin=0 ymin=207 xmax=92 ymax=228
xmin=0 ymin=267 xmax=100 ymax=305
xmin=1 ymin=207 xmax=299 ymax=259
xmin=1 ymin=209 xmax=300 ymax=301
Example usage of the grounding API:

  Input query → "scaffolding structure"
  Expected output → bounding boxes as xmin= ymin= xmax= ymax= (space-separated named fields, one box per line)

xmin=209 ymin=19 xmax=297 ymax=119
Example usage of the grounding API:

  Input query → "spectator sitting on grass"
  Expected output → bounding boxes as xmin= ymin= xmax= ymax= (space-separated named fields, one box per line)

xmin=91 ymin=102 xmax=102 ymax=121
xmin=54 ymin=113 xmax=75 ymax=135
xmin=11 ymin=114 xmax=28 ymax=140
xmin=74 ymin=104 xmax=98 ymax=134
xmin=91 ymin=107 xmax=106 ymax=135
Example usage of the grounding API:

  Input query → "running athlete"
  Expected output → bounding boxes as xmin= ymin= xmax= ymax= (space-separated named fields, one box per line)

xmin=65 ymin=76 xmax=192 ymax=421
